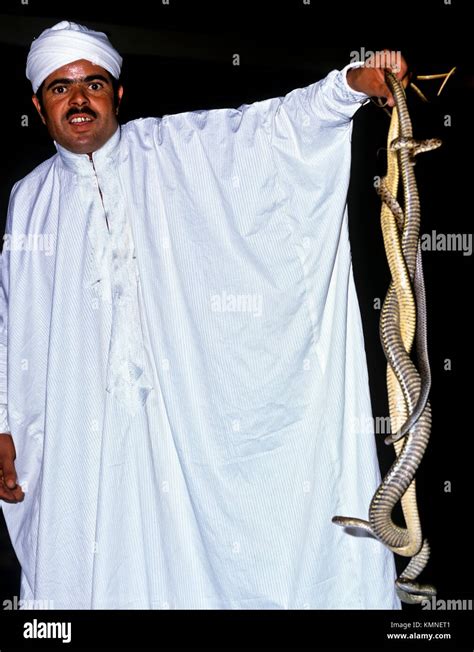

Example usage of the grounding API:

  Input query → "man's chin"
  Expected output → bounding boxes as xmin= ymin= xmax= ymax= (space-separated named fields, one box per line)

xmin=55 ymin=131 xmax=103 ymax=155
xmin=60 ymin=139 xmax=98 ymax=155
xmin=51 ymin=120 xmax=118 ymax=155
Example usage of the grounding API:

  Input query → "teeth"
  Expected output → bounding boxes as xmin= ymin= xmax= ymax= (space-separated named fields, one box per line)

xmin=70 ymin=116 xmax=93 ymax=123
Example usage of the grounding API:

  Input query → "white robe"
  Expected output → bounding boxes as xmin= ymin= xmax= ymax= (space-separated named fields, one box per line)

xmin=0 ymin=63 xmax=402 ymax=609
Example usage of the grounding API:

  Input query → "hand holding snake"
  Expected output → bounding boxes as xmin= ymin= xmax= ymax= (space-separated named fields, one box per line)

xmin=334 ymin=58 xmax=440 ymax=604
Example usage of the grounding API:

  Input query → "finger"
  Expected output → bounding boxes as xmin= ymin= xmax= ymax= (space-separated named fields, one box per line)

xmin=0 ymin=476 xmax=24 ymax=502
xmin=373 ymin=50 xmax=409 ymax=85
xmin=378 ymin=64 xmax=409 ymax=101
xmin=370 ymin=69 xmax=390 ymax=96
xmin=0 ymin=490 xmax=24 ymax=503
xmin=0 ymin=458 xmax=18 ymax=489
xmin=11 ymin=485 xmax=25 ymax=501
xmin=372 ymin=72 xmax=395 ymax=106
xmin=367 ymin=49 xmax=397 ymax=72
xmin=383 ymin=49 xmax=404 ymax=75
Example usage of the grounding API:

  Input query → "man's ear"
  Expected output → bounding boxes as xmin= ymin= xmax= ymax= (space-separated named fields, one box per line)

xmin=32 ymin=94 xmax=47 ymax=125
xmin=115 ymin=84 xmax=124 ymax=115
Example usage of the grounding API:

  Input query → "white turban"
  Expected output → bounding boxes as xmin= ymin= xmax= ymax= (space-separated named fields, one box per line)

xmin=26 ymin=20 xmax=122 ymax=94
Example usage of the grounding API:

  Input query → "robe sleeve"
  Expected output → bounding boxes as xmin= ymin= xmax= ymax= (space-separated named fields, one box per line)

xmin=273 ymin=61 xmax=370 ymax=130
xmin=0 ymin=251 xmax=10 ymax=434
xmin=266 ymin=61 xmax=370 ymax=223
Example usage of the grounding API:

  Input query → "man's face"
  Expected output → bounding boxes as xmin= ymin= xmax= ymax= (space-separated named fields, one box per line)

xmin=32 ymin=59 xmax=123 ymax=155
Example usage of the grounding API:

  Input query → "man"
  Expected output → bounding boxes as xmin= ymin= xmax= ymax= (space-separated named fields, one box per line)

xmin=0 ymin=21 xmax=407 ymax=608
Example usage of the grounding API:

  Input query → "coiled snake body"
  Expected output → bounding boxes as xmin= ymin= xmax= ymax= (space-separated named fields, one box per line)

xmin=332 ymin=71 xmax=441 ymax=604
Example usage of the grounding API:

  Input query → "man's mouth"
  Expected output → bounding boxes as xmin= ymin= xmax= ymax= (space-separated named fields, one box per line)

xmin=68 ymin=114 xmax=96 ymax=125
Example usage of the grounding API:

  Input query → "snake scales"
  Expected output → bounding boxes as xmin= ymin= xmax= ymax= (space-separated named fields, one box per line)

xmin=332 ymin=70 xmax=441 ymax=604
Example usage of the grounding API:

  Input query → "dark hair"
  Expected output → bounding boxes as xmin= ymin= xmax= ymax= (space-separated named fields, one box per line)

xmin=35 ymin=73 xmax=122 ymax=114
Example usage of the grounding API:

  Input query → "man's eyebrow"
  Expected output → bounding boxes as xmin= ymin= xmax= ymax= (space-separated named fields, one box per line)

xmin=45 ymin=75 xmax=111 ymax=91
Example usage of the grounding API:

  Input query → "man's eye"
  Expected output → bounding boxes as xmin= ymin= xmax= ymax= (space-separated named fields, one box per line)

xmin=89 ymin=83 xmax=103 ymax=90
xmin=52 ymin=86 xmax=66 ymax=94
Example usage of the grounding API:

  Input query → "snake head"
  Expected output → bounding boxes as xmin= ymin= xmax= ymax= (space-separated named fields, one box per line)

xmin=395 ymin=578 xmax=437 ymax=604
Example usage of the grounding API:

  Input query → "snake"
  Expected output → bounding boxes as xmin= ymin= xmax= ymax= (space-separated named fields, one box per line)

xmin=332 ymin=70 xmax=441 ymax=604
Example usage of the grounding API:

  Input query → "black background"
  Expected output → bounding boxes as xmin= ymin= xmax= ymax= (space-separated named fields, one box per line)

xmin=0 ymin=0 xmax=472 ymax=647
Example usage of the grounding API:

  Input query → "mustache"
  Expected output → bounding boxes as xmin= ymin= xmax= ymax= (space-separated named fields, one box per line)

xmin=65 ymin=107 xmax=97 ymax=120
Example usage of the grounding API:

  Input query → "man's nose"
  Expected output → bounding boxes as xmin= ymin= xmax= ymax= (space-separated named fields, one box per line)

xmin=68 ymin=85 xmax=89 ymax=106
